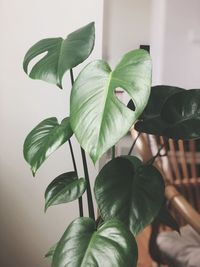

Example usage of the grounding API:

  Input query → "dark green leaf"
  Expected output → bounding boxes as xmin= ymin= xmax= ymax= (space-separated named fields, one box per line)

xmin=70 ymin=49 xmax=152 ymax=163
xmin=23 ymin=22 xmax=95 ymax=88
xmin=134 ymin=85 xmax=184 ymax=135
xmin=161 ymin=89 xmax=200 ymax=139
xmin=155 ymin=205 xmax=180 ymax=233
xmin=24 ymin=117 xmax=73 ymax=175
xmin=45 ymin=172 xmax=86 ymax=211
xmin=94 ymin=157 xmax=165 ymax=235
xmin=45 ymin=242 xmax=58 ymax=260
xmin=52 ymin=217 xmax=138 ymax=267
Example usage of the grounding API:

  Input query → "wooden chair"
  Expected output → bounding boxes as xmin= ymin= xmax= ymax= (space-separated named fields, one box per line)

xmin=131 ymin=129 xmax=200 ymax=267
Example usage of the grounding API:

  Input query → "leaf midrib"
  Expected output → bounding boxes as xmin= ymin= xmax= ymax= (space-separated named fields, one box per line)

xmin=95 ymin=72 xmax=113 ymax=155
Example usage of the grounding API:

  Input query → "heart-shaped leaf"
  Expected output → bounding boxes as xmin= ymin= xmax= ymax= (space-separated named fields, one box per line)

xmin=70 ymin=49 xmax=152 ymax=163
xmin=45 ymin=172 xmax=86 ymax=211
xmin=94 ymin=156 xmax=165 ymax=235
xmin=161 ymin=89 xmax=200 ymax=139
xmin=24 ymin=117 xmax=73 ymax=175
xmin=23 ymin=22 xmax=95 ymax=88
xmin=45 ymin=242 xmax=58 ymax=260
xmin=134 ymin=85 xmax=184 ymax=135
xmin=52 ymin=217 xmax=138 ymax=267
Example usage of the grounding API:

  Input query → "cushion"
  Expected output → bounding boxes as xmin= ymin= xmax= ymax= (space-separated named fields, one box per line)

xmin=157 ymin=225 xmax=200 ymax=267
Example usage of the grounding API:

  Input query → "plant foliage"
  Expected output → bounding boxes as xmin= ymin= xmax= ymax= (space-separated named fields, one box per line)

xmin=22 ymin=22 xmax=198 ymax=266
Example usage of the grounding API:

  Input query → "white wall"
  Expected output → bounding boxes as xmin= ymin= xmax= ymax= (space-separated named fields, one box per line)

xmin=103 ymin=0 xmax=152 ymax=67
xmin=0 ymin=1 xmax=103 ymax=266
xmin=162 ymin=0 xmax=200 ymax=88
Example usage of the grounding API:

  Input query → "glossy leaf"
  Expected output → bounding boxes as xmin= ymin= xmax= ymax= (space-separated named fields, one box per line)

xmin=70 ymin=49 xmax=152 ymax=163
xmin=24 ymin=117 xmax=73 ymax=175
xmin=45 ymin=243 xmax=58 ymax=260
xmin=45 ymin=172 xmax=86 ymax=211
xmin=134 ymin=85 xmax=184 ymax=135
xmin=52 ymin=217 xmax=138 ymax=267
xmin=94 ymin=156 xmax=165 ymax=235
xmin=161 ymin=89 xmax=200 ymax=139
xmin=23 ymin=22 xmax=95 ymax=88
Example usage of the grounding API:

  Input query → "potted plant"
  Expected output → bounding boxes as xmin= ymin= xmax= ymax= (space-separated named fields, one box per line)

xmin=23 ymin=22 xmax=200 ymax=267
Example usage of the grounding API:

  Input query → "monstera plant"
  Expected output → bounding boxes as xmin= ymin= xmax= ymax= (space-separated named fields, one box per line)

xmin=23 ymin=22 xmax=199 ymax=266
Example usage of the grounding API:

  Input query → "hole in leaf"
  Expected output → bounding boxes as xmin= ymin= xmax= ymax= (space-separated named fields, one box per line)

xmin=115 ymin=88 xmax=135 ymax=111
xmin=27 ymin=51 xmax=48 ymax=74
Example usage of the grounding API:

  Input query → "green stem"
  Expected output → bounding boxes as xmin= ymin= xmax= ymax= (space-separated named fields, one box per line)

xmin=70 ymin=68 xmax=95 ymax=220
xmin=68 ymin=139 xmax=83 ymax=217
xmin=81 ymin=148 xmax=95 ymax=220
xmin=128 ymin=132 xmax=141 ymax=156
xmin=146 ymin=143 xmax=166 ymax=165
xmin=112 ymin=146 xmax=115 ymax=159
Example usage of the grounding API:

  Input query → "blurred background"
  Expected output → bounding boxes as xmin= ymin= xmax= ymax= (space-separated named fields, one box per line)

xmin=1 ymin=0 xmax=200 ymax=266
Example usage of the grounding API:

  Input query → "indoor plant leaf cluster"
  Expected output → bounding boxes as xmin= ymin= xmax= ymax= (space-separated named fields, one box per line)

xmin=23 ymin=22 xmax=197 ymax=266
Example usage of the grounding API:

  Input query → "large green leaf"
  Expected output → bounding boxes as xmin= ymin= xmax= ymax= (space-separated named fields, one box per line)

xmin=45 ymin=172 xmax=86 ymax=211
xmin=135 ymin=88 xmax=200 ymax=139
xmin=161 ymin=89 xmax=200 ymax=139
xmin=23 ymin=22 xmax=95 ymax=88
xmin=70 ymin=49 xmax=152 ymax=163
xmin=134 ymin=85 xmax=184 ymax=135
xmin=24 ymin=117 xmax=73 ymax=175
xmin=52 ymin=217 xmax=138 ymax=267
xmin=94 ymin=157 xmax=165 ymax=235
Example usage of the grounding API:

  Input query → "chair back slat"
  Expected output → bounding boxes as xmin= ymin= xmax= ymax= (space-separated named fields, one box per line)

xmin=189 ymin=140 xmax=197 ymax=179
xmin=168 ymin=139 xmax=181 ymax=182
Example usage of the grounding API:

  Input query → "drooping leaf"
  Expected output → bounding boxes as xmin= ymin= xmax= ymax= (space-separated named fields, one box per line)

xmin=45 ymin=172 xmax=86 ymax=211
xmin=154 ymin=204 xmax=180 ymax=233
xmin=45 ymin=242 xmax=58 ymax=260
xmin=52 ymin=217 xmax=138 ymax=267
xmin=23 ymin=22 xmax=95 ymax=88
xmin=161 ymin=89 xmax=200 ymax=139
xmin=94 ymin=156 xmax=165 ymax=235
xmin=70 ymin=49 xmax=152 ymax=163
xmin=134 ymin=85 xmax=184 ymax=135
xmin=24 ymin=117 xmax=73 ymax=175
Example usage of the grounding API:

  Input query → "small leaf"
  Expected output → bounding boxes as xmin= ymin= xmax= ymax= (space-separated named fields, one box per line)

xmin=70 ymin=49 xmax=152 ymax=163
xmin=94 ymin=156 xmax=165 ymax=235
xmin=52 ymin=217 xmax=138 ymax=267
xmin=45 ymin=242 xmax=58 ymax=260
xmin=45 ymin=172 xmax=86 ymax=211
xmin=24 ymin=117 xmax=73 ymax=175
xmin=155 ymin=205 xmax=180 ymax=233
xmin=23 ymin=22 xmax=95 ymax=88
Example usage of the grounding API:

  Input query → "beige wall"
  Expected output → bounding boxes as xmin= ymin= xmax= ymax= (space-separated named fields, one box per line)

xmin=0 ymin=1 xmax=103 ymax=266
xmin=162 ymin=0 xmax=200 ymax=88
xmin=103 ymin=0 xmax=152 ymax=66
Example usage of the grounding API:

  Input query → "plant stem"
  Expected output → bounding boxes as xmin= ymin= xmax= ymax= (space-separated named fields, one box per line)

xmin=146 ymin=143 xmax=166 ymax=165
xmin=69 ymin=69 xmax=84 ymax=217
xmin=70 ymin=68 xmax=95 ymax=220
xmin=68 ymin=139 xmax=83 ymax=217
xmin=128 ymin=132 xmax=141 ymax=156
xmin=112 ymin=146 xmax=115 ymax=159
xmin=81 ymin=147 xmax=95 ymax=220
